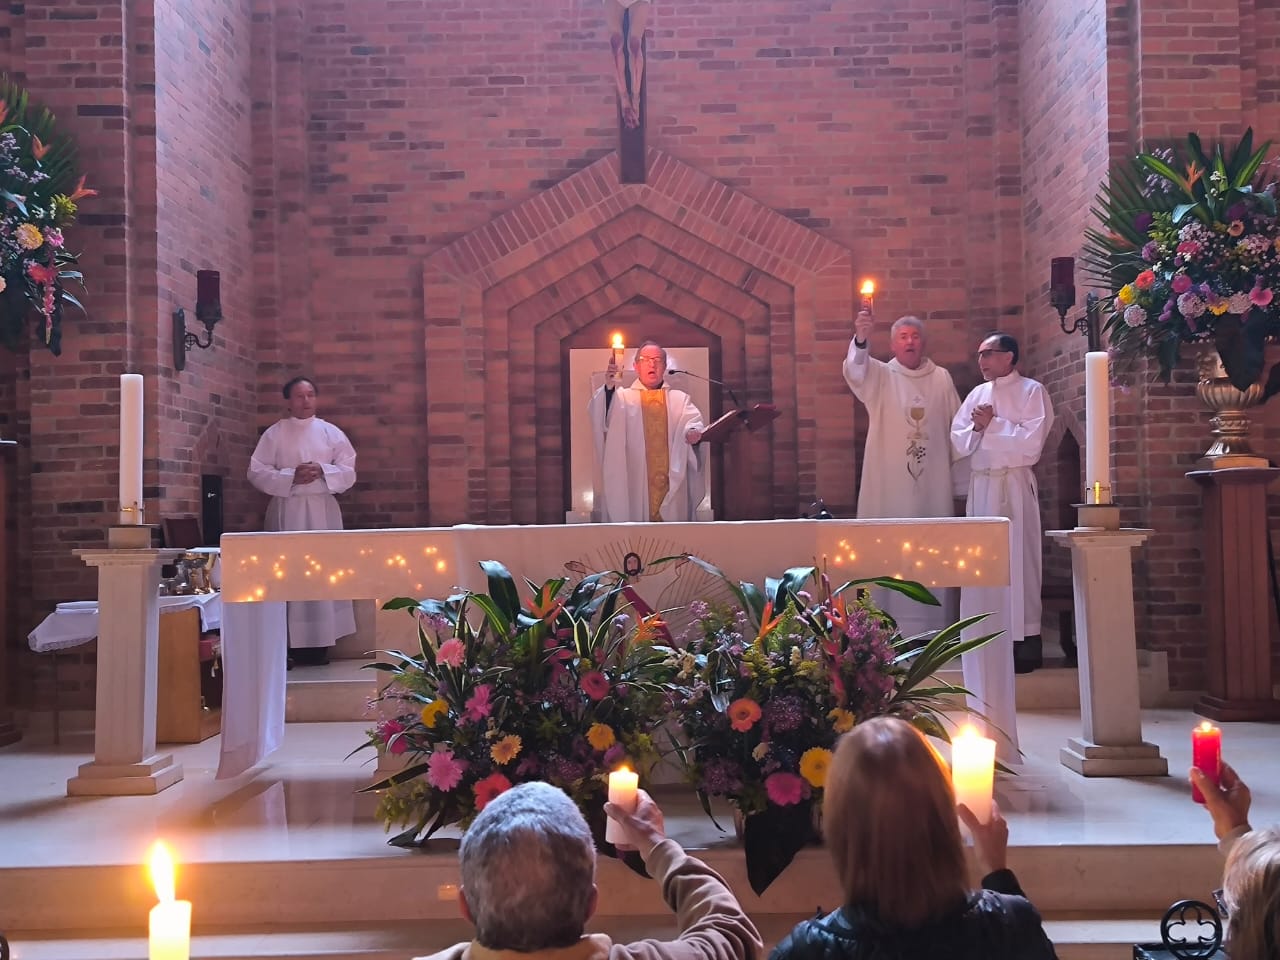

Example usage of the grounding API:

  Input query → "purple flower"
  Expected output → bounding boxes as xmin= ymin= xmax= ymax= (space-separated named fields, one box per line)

xmin=764 ymin=695 xmax=805 ymax=733
xmin=1226 ymin=202 xmax=1248 ymax=222
xmin=701 ymin=757 xmax=744 ymax=795
xmin=1141 ymin=241 xmax=1159 ymax=262
xmin=1134 ymin=212 xmax=1154 ymax=233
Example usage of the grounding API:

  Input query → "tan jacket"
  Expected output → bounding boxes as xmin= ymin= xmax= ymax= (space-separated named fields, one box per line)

xmin=413 ymin=839 xmax=761 ymax=960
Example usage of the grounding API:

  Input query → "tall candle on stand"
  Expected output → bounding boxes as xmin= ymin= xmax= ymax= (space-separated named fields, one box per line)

xmin=950 ymin=726 xmax=996 ymax=824
xmin=1191 ymin=721 xmax=1222 ymax=804
xmin=148 ymin=842 xmax=191 ymax=960
xmin=1084 ymin=351 xmax=1111 ymax=503
xmin=119 ymin=373 xmax=144 ymax=524
xmin=605 ymin=766 xmax=639 ymax=845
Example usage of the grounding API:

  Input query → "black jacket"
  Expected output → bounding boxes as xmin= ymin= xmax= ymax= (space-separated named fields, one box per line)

xmin=769 ymin=869 xmax=1057 ymax=960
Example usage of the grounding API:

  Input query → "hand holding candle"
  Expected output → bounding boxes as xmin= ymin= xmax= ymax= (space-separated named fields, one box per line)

xmin=119 ymin=374 xmax=144 ymax=525
xmin=1191 ymin=721 xmax=1222 ymax=804
xmin=859 ymin=279 xmax=876 ymax=312
xmin=605 ymin=766 xmax=639 ymax=845
xmin=950 ymin=726 xmax=996 ymax=824
xmin=148 ymin=841 xmax=191 ymax=960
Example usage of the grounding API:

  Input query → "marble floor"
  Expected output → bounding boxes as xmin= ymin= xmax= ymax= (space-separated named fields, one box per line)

xmin=2 ymin=708 xmax=1276 ymax=868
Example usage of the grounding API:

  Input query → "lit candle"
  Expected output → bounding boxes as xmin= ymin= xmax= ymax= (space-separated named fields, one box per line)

xmin=119 ymin=373 xmax=144 ymax=525
xmin=148 ymin=842 xmax=191 ymax=960
xmin=1084 ymin=351 xmax=1110 ymax=504
xmin=859 ymin=279 xmax=876 ymax=311
xmin=1191 ymin=721 xmax=1222 ymax=805
xmin=950 ymin=726 xmax=996 ymax=824
xmin=605 ymin=765 xmax=639 ymax=845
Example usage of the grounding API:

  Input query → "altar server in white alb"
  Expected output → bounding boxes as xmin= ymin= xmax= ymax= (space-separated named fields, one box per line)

xmin=588 ymin=340 xmax=706 ymax=523
xmin=950 ymin=333 xmax=1053 ymax=764
xmin=844 ymin=309 xmax=964 ymax=638
xmin=248 ymin=376 xmax=357 ymax=665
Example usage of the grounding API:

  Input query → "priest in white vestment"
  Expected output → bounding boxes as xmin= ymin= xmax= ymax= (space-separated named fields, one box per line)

xmin=588 ymin=341 xmax=706 ymax=523
xmin=951 ymin=333 xmax=1053 ymax=763
xmin=844 ymin=311 xmax=964 ymax=638
xmin=247 ymin=376 xmax=358 ymax=664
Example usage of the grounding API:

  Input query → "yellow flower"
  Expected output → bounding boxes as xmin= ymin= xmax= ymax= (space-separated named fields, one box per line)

xmin=419 ymin=699 xmax=449 ymax=729
xmin=490 ymin=734 xmax=522 ymax=764
xmin=828 ymin=708 xmax=855 ymax=733
xmin=1116 ymin=284 xmax=1137 ymax=306
xmin=1209 ymin=300 xmax=1231 ymax=316
xmin=586 ymin=722 xmax=616 ymax=751
xmin=799 ymin=747 xmax=833 ymax=788
xmin=15 ymin=223 xmax=43 ymax=250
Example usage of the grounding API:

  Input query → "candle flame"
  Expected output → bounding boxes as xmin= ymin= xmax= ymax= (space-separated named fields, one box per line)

xmin=148 ymin=841 xmax=176 ymax=903
xmin=610 ymin=333 xmax=624 ymax=350
xmin=955 ymin=724 xmax=979 ymax=740
xmin=859 ymin=279 xmax=876 ymax=296
xmin=614 ymin=764 xmax=633 ymax=775
xmin=1198 ymin=720 xmax=1214 ymax=733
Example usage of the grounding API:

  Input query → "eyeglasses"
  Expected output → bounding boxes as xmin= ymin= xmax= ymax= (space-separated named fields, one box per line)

xmin=977 ymin=349 xmax=1013 ymax=360
xmin=635 ymin=357 xmax=666 ymax=367
xmin=1212 ymin=888 xmax=1230 ymax=919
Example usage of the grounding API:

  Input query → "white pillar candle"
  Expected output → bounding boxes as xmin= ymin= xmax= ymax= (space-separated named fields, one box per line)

xmin=119 ymin=373 xmax=144 ymax=524
xmin=1084 ymin=351 xmax=1110 ymax=503
xmin=148 ymin=842 xmax=191 ymax=960
xmin=950 ymin=726 xmax=996 ymax=824
xmin=605 ymin=766 xmax=639 ymax=845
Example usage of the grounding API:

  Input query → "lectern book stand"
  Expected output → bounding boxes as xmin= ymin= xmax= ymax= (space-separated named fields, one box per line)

xmin=698 ymin=403 xmax=780 ymax=445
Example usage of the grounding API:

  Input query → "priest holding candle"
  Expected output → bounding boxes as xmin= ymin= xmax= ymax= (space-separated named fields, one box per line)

xmin=588 ymin=339 xmax=707 ymax=523
xmin=843 ymin=287 xmax=966 ymax=638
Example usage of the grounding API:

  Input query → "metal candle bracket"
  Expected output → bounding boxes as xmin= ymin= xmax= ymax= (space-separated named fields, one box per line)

xmin=109 ymin=504 xmax=155 ymax=549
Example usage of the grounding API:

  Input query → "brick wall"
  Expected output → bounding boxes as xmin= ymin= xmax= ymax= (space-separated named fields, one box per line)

xmin=3 ymin=0 xmax=1280 ymax=703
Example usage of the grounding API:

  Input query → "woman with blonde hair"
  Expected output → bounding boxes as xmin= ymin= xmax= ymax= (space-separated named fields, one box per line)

xmin=770 ymin=717 xmax=1056 ymax=960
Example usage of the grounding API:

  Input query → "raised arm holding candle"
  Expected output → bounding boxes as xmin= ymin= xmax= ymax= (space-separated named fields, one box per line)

xmin=843 ymin=293 xmax=965 ymax=639
xmin=587 ymin=339 xmax=707 ymax=523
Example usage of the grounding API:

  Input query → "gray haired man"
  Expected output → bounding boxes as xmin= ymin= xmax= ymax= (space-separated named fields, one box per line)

xmin=413 ymin=782 xmax=761 ymax=960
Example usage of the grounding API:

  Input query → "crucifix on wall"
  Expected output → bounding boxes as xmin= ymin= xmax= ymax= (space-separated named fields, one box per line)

xmin=605 ymin=0 xmax=649 ymax=183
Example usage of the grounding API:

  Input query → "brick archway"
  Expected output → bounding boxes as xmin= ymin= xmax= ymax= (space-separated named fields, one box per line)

xmin=422 ymin=150 xmax=855 ymax=524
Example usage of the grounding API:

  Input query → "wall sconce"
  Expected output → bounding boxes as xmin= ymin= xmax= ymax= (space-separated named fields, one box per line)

xmin=1049 ymin=256 xmax=1102 ymax=353
xmin=173 ymin=270 xmax=222 ymax=371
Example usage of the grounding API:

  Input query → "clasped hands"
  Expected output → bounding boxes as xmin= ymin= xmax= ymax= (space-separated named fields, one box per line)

xmin=971 ymin=403 xmax=995 ymax=432
xmin=292 ymin=461 xmax=325 ymax=485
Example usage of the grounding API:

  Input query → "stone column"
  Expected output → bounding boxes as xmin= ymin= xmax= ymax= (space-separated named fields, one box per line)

xmin=1046 ymin=527 xmax=1168 ymax=777
xmin=67 ymin=541 xmax=184 ymax=795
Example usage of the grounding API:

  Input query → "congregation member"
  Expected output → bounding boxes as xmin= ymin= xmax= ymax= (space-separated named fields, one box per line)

xmin=770 ymin=717 xmax=1057 ymax=960
xmin=950 ymin=333 xmax=1053 ymax=764
xmin=247 ymin=376 xmax=357 ymax=666
xmin=589 ymin=340 xmax=707 ymax=523
xmin=1191 ymin=761 xmax=1280 ymax=960
xmin=413 ymin=781 xmax=762 ymax=960
xmin=843 ymin=308 xmax=964 ymax=637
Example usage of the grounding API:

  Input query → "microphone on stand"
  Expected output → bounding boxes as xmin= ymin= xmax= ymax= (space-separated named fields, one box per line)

xmin=667 ymin=368 xmax=744 ymax=410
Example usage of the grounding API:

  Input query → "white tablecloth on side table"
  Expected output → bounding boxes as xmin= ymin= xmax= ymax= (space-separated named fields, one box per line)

xmin=27 ymin=593 xmax=224 ymax=654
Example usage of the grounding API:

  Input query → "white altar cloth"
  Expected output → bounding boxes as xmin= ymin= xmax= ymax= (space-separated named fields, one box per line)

xmin=216 ymin=518 xmax=1011 ymax=778
xmin=29 ymin=592 xmax=223 ymax=654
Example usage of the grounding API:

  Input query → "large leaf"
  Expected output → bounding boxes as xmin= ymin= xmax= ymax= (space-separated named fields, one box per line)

xmin=478 ymin=560 xmax=522 ymax=623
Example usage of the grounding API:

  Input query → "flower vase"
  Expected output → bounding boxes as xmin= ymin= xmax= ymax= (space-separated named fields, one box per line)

xmin=1195 ymin=348 xmax=1270 ymax=469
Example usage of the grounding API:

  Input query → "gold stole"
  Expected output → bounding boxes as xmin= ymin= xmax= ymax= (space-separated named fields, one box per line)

xmin=640 ymin=390 xmax=670 ymax=521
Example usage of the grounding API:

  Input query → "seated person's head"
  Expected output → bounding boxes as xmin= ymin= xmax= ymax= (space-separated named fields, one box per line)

xmin=825 ymin=716 xmax=967 ymax=927
xmin=458 ymin=782 xmax=598 ymax=950
xmin=1222 ymin=826 xmax=1280 ymax=960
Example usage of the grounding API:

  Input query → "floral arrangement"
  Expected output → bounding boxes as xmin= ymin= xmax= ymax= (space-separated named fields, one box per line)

xmin=662 ymin=556 xmax=997 ymax=894
xmin=0 ymin=75 xmax=95 ymax=356
xmin=357 ymin=561 xmax=674 ymax=852
xmin=1083 ymin=129 xmax=1280 ymax=392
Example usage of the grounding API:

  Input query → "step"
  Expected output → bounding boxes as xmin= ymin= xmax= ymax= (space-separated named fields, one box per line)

xmin=285 ymin=659 xmax=378 ymax=723
xmin=0 ymin=916 xmax=1170 ymax=960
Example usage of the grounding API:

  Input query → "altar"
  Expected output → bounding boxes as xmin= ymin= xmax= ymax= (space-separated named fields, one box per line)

xmin=215 ymin=517 xmax=1012 ymax=778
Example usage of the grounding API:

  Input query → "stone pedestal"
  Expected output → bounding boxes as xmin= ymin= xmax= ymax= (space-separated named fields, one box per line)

xmin=1187 ymin=468 xmax=1280 ymax=721
xmin=1046 ymin=527 xmax=1168 ymax=777
xmin=67 ymin=542 xmax=185 ymax=796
